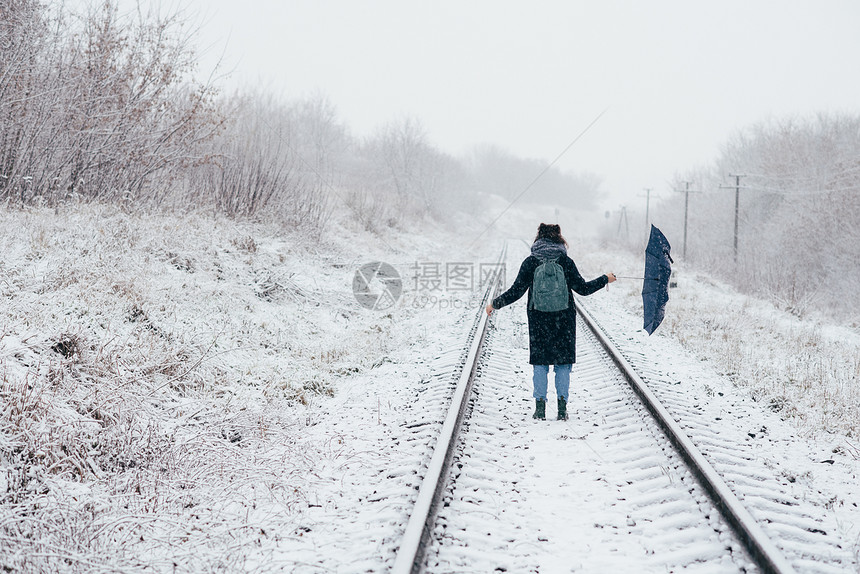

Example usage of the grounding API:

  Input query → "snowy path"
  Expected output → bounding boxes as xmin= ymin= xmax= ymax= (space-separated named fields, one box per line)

xmin=427 ymin=307 xmax=750 ymax=574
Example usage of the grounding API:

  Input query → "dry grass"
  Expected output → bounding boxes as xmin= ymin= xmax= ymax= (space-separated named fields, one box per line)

xmin=582 ymin=247 xmax=860 ymax=438
xmin=0 ymin=204 xmax=395 ymax=572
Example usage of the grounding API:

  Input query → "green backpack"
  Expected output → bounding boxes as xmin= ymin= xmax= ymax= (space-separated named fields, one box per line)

xmin=530 ymin=258 xmax=569 ymax=312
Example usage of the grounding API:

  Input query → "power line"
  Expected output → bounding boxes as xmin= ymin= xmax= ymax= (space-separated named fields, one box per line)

xmin=722 ymin=184 xmax=860 ymax=197
xmin=467 ymin=107 xmax=609 ymax=248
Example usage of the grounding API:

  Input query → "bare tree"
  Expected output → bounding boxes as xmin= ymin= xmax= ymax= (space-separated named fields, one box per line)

xmin=654 ymin=113 xmax=860 ymax=322
xmin=467 ymin=144 xmax=603 ymax=209
xmin=288 ymin=92 xmax=349 ymax=181
xmin=200 ymin=92 xmax=330 ymax=229
xmin=356 ymin=117 xmax=467 ymax=221
xmin=0 ymin=0 xmax=220 ymax=207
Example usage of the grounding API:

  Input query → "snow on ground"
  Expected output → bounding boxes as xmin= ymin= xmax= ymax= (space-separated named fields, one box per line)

xmin=575 ymin=243 xmax=860 ymax=569
xmin=1 ymin=202 xmax=859 ymax=571
xmin=578 ymin=245 xmax=860 ymax=438
xmin=0 ymin=204 xmax=482 ymax=572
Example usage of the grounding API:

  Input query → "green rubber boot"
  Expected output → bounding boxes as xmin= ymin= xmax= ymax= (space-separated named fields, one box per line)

xmin=533 ymin=398 xmax=546 ymax=420
xmin=557 ymin=397 xmax=568 ymax=421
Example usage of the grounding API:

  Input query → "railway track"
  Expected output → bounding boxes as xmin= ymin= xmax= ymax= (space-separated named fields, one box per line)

xmin=391 ymin=246 xmax=852 ymax=574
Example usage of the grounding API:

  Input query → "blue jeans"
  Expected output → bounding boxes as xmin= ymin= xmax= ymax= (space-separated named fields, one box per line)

xmin=532 ymin=364 xmax=572 ymax=401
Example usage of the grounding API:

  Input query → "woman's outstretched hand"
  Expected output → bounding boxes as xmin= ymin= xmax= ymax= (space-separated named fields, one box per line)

xmin=485 ymin=303 xmax=494 ymax=315
xmin=606 ymin=272 xmax=617 ymax=283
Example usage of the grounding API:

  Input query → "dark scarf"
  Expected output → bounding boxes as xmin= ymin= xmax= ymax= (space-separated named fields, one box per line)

xmin=530 ymin=238 xmax=567 ymax=260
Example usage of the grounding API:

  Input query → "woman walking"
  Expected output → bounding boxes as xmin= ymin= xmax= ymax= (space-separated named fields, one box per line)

xmin=485 ymin=223 xmax=615 ymax=420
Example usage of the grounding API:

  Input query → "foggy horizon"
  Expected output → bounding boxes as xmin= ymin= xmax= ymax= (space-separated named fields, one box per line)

xmin=179 ymin=0 xmax=860 ymax=209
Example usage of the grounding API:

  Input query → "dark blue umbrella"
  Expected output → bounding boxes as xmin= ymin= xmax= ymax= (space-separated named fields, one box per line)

xmin=642 ymin=225 xmax=673 ymax=335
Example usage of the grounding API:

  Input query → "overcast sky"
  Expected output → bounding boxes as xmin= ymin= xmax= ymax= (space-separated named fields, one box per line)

xmin=153 ymin=1 xmax=860 ymax=208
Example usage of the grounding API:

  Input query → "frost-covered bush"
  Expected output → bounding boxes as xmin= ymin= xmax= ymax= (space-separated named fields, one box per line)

xmin=0 ymin=0 xmax=219 ymax=206
xmin=651 ymin=114 xmax=860 ymax=325
xmin=0 ymin=204 xmax=402 ymax=572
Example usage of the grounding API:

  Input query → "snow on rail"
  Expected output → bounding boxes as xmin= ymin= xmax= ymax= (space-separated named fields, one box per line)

xmin=575 ymin=297 xmax=797 ymax=574
xmin=391 ymin=246 xmax=507 ymax=574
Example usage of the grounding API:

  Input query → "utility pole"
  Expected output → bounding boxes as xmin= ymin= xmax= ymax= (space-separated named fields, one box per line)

xmin=640 ymin=188 xmax=655 ymax=236
xmin=616 ymin=206 xmax=629 ymax=240
xmin=644 ymin=188 xmax=652 ymax=232
xmin=674 ymin=181 xmax=699 ymax=260
xmin=730 ymin=174 xmax=742 ymax=263
xmin=720 ymin=174 xmax=745 ymax=263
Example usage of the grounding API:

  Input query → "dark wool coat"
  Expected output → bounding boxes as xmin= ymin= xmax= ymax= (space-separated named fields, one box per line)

xmin=492 ymin=254 xmax=608 ymax=365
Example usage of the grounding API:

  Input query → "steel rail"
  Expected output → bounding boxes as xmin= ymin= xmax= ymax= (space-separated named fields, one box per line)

xmin=574 ymin=298 xmax=797 ymax=574
xmin=391 ymin=244 xmax=507 ymax=574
